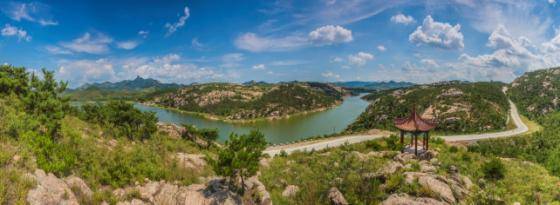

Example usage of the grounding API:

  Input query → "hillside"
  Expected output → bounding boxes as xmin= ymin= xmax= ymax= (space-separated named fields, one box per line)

xmin=347 ymin=81 xmax=510 ymax=134
xmin=65 ymin=76 xmax=182 ymax=101
xmin=508 ymin=67 xmax=560 ymax=120
xmin=148 ymin=82 xmax=346 ymax=121
xmin=334 ymin=81 xmax=415 ymax=90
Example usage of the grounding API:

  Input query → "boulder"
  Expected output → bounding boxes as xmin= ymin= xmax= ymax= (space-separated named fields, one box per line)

xmin=381 ymin=193 xmax=448 ymax=205
xmin=245 ymin=176 xmax=272 ymax=205
xmin=64 ymin=176 xmax=93 ymax=199
xmin=393 ymin=153 xmax=417 ymax=164
xmin=419 ymin=161 xmax=437 ymax=173
xmin=27 ymin=169 xmax=79 ymax=205
xmin=282 ymin=185 xmax=300 ymax=198
xmin=157 ymin=123 xmax=185 ymax=139
xmin=328 ymin=187 xmax=349 ymax=205
xmin=417 ymin=176 xmax=456 ymax=204
xmin=175 ymin=153 xmax=206 ymax=170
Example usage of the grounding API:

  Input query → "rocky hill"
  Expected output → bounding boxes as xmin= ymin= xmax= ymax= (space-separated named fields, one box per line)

xmin=347 ymin=81 xmax=510 ymax=134
xmin=508 ymin=67 xmax=560 ymax=120
xmin=148 ymin=82 xmax=345 ymax=121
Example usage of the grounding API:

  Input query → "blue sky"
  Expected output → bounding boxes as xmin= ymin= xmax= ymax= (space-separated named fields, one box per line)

xmin=1 ymin=0 xmax=560 ymax=87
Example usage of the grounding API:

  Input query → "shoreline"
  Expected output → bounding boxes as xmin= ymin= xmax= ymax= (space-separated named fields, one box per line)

xmin=141 ymin=100 xmax=344 ymax=124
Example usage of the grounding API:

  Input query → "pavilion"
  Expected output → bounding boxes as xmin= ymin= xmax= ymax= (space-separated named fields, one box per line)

xmin=394 ymin=107 xmax=437 ymax=155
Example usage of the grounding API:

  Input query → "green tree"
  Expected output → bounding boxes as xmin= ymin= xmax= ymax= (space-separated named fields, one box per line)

xmin=212 ymin=130 xmax=267 ymax=193
xmin=482 ymin=158 xmax=506 ymax=180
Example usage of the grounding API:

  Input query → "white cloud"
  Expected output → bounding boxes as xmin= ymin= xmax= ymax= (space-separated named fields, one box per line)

xmin=57 ymin=54 xmax=228 ymax=87
xmin=221 ymin=53 xmax=245 ymax=68
xmin=116 ymin=40 xmax=140 ymax=50
xmin=191 ymin=38 xmax=206 ymax=50
xmin=308 ymin=25 xmax=353 ymax=45
xmin=45 ymin=45 xmax=72 ymax=55
xmin=3 ymin=2 xmax=58 ymax=26
xmin=57 ymin=59 xmax=117 ymax=87
xmin=549 ymin=0 xmax=556 ymax=4
xmin=390 ymin=14 xmax=415 ymax=25
xmin=252 ymin=64 xmax=266 ymax=70
xmin=235 ymin=32 xmax=307 ymax=52
xmin=321 ymin=71 xmax=341 ymax=80
xmin=377 ymin=45 xmax=386 ymax=51
xmin=420 ymin=59 xmax=438 ymax=67
xmin=138 ymin=30 xmax=149 ymax=38
xmin=1 ymin=24 xmax=31 ymax=42
xmin=236 ymin=25 xmax=352 ymax=52
xmin=348 ymin=52 xmax=374 ymax=66
xmin=409 ymin=15 xmax=464 ymax=50
xmin=165 ymin=6 xmax=190 ymax=36
xmin=60 ymin=32 xmax=113 ymax=54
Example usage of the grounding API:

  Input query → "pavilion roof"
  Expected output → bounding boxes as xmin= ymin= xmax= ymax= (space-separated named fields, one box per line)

xmin=394 ymin=108 xmax=436 ymax=132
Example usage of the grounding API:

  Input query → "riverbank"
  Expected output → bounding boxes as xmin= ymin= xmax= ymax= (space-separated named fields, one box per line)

xmin=141 ymin=100 xmax=344 ymax=124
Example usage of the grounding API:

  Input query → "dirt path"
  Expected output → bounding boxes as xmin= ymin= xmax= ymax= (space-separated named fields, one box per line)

xmin=264 ymin=99 xmax=529 ymax=156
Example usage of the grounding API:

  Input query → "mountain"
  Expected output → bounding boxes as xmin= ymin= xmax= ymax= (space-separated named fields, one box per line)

xmin=508 ymin=67 xmax=560 ymax=120
xmin=66 ymin=76 xmax=182 ymax=101
xmin=75 ymin=76 xmax=181 ymax=91
xmin=147 ymin=82 xmax=345 ymax=121
xmin=347 ymin=81 xmax=510 ymax=134
xmin=333 ymin=81 xmax=415 ymax=91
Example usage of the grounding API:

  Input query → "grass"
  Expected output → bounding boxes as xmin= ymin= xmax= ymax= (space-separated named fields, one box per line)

xmin=520 ymin=115 xmax=543 ymax=135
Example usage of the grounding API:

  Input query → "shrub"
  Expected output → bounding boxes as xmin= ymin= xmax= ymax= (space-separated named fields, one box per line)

xmin=482 ymin=158 xmax=505 ymax=180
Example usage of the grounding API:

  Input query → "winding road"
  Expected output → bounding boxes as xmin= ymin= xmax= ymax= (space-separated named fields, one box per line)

xmin=264 ymin=99 xmax=529 ymax=156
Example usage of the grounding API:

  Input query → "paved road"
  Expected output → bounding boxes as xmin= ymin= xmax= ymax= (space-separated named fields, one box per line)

xmin=264 ymin=99 xmax=529 ymax=156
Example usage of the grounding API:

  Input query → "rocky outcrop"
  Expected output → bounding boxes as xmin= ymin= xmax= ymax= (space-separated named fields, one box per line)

xmin=27 ymin=170 xmax=84 ymax=205
xmin=381 ymin=193 xmax=447 ymax=205
xmin=114 ymin=177 xmax=272 ymax=205
xmin=175 ymin=153 xmax=207 ymax=170
xmin=378 ymin=152 xmax=473 ymax=204
xmin=282 ymin=185 xmax=299 ymax=198
xmin=327 ymin=187 xmax=348 ymax=205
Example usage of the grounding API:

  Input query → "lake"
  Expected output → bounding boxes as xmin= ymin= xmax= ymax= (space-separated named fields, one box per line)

xmin=134 ymin=95 xmax=369 ymax=144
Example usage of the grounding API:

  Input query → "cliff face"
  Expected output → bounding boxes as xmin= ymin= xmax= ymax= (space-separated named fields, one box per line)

xmin=149 ymin=82 xmax=345 ymax=120
xmin=347 ymin=81 xmax=509 ymax=134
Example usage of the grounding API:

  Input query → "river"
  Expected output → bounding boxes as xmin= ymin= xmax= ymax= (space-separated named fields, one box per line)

xmin=134 ymin=95 xmax=369 ymax=144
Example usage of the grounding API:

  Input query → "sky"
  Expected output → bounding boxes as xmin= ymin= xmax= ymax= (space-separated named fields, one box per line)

xmin=2 ymin=0 xmax=560 ymax=87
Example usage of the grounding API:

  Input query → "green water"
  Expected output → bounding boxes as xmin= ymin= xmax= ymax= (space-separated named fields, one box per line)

xmin=134 ymin=95 xmax=369 ymax=144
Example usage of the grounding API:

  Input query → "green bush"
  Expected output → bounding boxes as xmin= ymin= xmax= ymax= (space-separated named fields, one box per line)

xmin=482 ymin=158 xmax=505 ymax=180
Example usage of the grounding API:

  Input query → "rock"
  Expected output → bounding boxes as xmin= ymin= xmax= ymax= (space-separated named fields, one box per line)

xmin=448 ymin=165 xmax=458 ymax=174
xmin=27 ymin=169 xmax=79 ymax=205
xmin=353 ymin=151 xmax=398 ymax=160
xmin=246 ymin=176 xmax=272 ymax=205
xmin=136 ymin=181 xmax=161 ymax=202
xmin=419 ymin=161 xmax=437 ymax=173
xmin=417 ymin=175 xmax=456 ymax=204
xmin=153 ymin=183 xmax=180 ymax=204
xmin=393 ymin=153 xmax=417 ymax=164
xmin=175 ymin=153 xmax=206 ymax=170
xmin=157 ymin=123 xmax=185 ymax=139
xmin=282 ymin=185 xmax=300 ymax=197
xmin=259 ymin=157 xmax=271 ymax=168
xmin=381 ymin=193 xmax=447 ymax=205
xmin=328 ymin=187 xmax=349 ymax=205
xmin=64 ymin=176 xmax=93 ymax=199
xmin=377 ymin=161 xmax=404 ymax=177
xmin=418 ymin=150 xmax=438 ymax=161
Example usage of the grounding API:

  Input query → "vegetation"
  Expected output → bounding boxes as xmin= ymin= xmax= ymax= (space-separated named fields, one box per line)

xmin=211 ymin=131 xmax=267 ymax=193
xmin=347 ymin=81 xmax=509 ymax=134
xmin=508 ymin=67 xmax=560 ymax=120
xmin=79 ymin=101 xmax=158 ymax=140
xmin=65 ymin=76 xmax=181 ymax=101
xmin=149 ymin=82 xmax=345 ymax=121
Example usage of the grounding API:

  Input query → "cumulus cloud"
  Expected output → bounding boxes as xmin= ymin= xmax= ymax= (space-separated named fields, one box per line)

xmin=1 ymin=24 xmax=31 ymax=42
xmin=308 ymin=25 xmax=353 ymax=45
xmin=390 ymin=14 xmax=415 ymax=25
xmin=252 ymin=64 xmax=266 ymax=70
xmin=116 ymin=40 xmax=140 ymax=50
xmin=60 ymin=32 xmax=113 ymax=54
xmin=409 ymin=15 xmax=464 ymax=49
xmin=236 ymin=25 xmax=352 ymax=52
xmin=165 ymin=6 xmax=190 ymax=36
xmin=57 ymin=54 xmax=227 ymax=87
xmin=377 ymin=45 xmax=386 ymax=51
xmin=348 ymin=52 xmax=374 ymax=66
xmin=3 ymin=2 xmax=58 ymax=26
